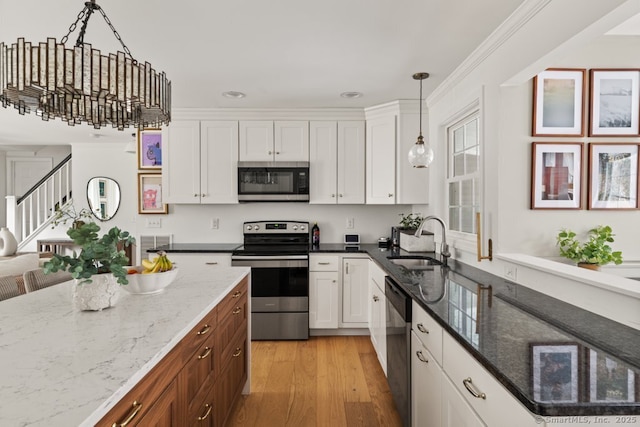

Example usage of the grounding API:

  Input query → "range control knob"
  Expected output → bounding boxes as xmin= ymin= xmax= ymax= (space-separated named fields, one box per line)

xmin=246 ymin=225 xmax=253 ymax=231
xmin=254 ymin=225 xmax=260 ymax=231
xmin=300 ymin=225 xmax=306 ymax=231
xmin=293 ymin=225 xmax=298 ymax=231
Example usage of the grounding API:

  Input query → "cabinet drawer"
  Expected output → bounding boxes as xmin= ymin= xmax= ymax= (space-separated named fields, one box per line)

xmin=411 ymin=301 xmax=443 ymax=366
xmin=310 ymin=255 xmax=339 ymax=271
xmin=218 ymin=277 xmax=249 ymax=321
xmin=442 ymin=333 xmax=538 ymax=427
xmin=182 ymin=331 xmax=216 ymax=416
xmin=188 ymin=382 xmax=215 ymax=427
xmin=167 ymin=253 xmax=232 ymax=271
xmin=180 ymin=306 xmax=218 ymax=364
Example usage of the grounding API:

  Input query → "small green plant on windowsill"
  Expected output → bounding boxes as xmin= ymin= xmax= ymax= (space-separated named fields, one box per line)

xmin=556 ymin=225 xmax=623 ymax=269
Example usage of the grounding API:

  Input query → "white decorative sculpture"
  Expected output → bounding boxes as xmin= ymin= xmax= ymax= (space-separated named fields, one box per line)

xmin=0 ymin=227 xmax=18 ymax=256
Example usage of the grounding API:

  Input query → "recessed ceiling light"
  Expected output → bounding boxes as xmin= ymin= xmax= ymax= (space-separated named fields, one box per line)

xmin=340 ymin=91 xmax=363 ymax=99
xmin=222 ymin=91 xmax=246 ymax=99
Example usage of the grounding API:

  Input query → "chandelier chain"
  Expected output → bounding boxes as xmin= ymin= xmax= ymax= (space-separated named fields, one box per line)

xmin=60 ymin=2 xmax=134 ymax=60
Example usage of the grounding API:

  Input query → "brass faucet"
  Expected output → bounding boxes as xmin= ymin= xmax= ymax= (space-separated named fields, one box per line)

xmin=414 ymin=216 xmax=451 ymax=266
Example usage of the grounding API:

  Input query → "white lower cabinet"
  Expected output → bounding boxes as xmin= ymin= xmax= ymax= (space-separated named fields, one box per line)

xmin=442 ymin=374 xmax=485 ymax=427
xmin=368 ymin=261 xmax=387 ymax=375
xmin=411 ymin=330 xmax=442 ymax=427
xmin=309 ymin=270 xmax=339 ymax=329
xmin=341 ymin=257 xmax=369 ymax=326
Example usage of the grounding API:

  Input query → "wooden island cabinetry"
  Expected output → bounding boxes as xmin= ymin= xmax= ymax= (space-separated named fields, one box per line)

xmin=96 ymin=277 xmax=248 ymax=427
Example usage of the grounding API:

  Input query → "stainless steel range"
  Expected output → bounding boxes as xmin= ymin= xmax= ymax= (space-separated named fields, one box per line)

xmin=231 ymin=221 xmax=309 ymax=340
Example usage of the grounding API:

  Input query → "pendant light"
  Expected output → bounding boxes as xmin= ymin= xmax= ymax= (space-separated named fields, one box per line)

xmin=408 ymin=72 xmax=434 ymax=168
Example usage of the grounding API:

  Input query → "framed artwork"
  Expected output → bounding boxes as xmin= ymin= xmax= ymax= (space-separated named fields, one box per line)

xmin=138 ymin=128 xmax=163 ymax=170
xmin=531 ymin=343 xmax=580 ymax=403
xmin=532 ymin=69 xmax=586 ymax=136
xmin=589 ymin=69 xmax=640 ymax=136
xmin=588 ymin=350 xmax=637 ymax=403
xmin=137 ymin=173 xmax=168 ymax=214
xmin=588 ymin=143 xmax=639 ymax=210
xmin=531 ymin=142 xmax=583 ymax=209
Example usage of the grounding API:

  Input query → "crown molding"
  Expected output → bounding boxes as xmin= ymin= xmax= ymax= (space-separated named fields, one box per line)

xmin=170 ymin=107 xmax=366 ymax=121
xmin=426 ymin=0 xmax=552 ymax=106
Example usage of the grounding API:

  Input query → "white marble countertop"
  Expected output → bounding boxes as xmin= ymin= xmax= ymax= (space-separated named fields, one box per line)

xmin=0 ymin=266 xmax=250 ymax=427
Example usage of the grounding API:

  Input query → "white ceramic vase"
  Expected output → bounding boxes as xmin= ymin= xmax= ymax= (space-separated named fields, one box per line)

xmin=0 ymin=227 xmax=18 ymax=256
xmin=73 ymin=273 xmax=120 ymax=311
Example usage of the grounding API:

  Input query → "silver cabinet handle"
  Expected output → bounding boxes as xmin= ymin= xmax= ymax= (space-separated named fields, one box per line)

xmin=318 ymin=262 xmax=330 ymax=265
xmin=331 ymin=194 xmax=336 ymax=198
xmin=268 ymin=150 xmax=273 ymax=155
xmin=463 ymin=377 xmax=486 ymax=400
xmin=388 ymin=193 xmax=393 ymax=197
xmin=416 ymin=351 xmax=428 ymax=363
xmin=373 ymin=295 xmax=379 ymax=302
xmin=205 ymin=262 xmax=218 ymax=265
xmin=417 ymin=323 xmax=429 ymax=334
xmin=339 ymin=194 xmax=343 ymax=197
xmin=345 ymin=263 xmax=349 ymax=274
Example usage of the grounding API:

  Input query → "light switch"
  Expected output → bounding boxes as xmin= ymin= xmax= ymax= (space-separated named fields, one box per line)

xmin=147 ymin=218 xmax=161 ymax=228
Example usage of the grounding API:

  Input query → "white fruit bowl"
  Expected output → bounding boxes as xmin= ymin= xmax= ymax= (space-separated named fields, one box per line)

xmin=122 ymin=266 xmax=179 ymax=295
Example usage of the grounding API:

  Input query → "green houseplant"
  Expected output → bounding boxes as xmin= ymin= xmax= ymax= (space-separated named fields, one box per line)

xmin=398 ymin=213 xmax=425 ymax=230
xmin=556 ymin=225 xmax=623 ymax=269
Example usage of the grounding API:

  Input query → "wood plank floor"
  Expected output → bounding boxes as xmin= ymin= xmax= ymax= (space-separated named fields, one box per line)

xmin=227 ymin=336 xmax=402 ymax=427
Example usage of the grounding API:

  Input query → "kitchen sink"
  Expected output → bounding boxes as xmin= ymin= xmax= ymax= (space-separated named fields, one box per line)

xmin=386 ymin=256 xmax=441 ymax=269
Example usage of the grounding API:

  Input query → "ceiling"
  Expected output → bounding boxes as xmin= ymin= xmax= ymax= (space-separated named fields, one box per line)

xmin=0 ymin=0 xmax=531 ymax=146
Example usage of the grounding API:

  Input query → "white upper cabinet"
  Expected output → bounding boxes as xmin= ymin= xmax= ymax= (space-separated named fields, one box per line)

xmin=239 ymin=121 xmax=309 ymax=161
xmin=309 ymin=121 xmax=365 ymax=204
xmin=365 ymin=101 xmax=429 ymax=204
xmin=163 ymin=120 xmax=238 ymax=204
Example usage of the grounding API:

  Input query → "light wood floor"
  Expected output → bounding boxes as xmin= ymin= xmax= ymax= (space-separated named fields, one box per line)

xmin=227 ymin=336 xmax=402 ymax=427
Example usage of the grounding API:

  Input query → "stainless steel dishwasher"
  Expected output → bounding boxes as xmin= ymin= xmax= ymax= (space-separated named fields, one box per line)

xmin=385 ymin=276 xmax=411 ymax=427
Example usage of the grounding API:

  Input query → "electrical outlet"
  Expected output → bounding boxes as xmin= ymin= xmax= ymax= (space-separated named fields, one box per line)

xmin=346 ymin=217 xmax=355 ymax=229
xmin=211 ymin=218 xmax=219 ymax=229
xmin=147 ymin=218 xmax=161 ymax=228
xmin=504 ymin=265 xmax=517 ymax=281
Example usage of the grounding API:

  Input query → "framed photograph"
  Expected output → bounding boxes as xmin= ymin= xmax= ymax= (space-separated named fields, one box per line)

xmin=138 ymin=128 xmax=163 ymax=170
xmin=531 ymin=142 xmax=583 ymax=209
xmin=589 ymin=69 xmax=640 ymax=136
xmin=588 ymin=143 xmax=639 ymax=210
xmin=137 ymin=173 xmax=168 ymax=214
xmin=531 ymin=343 xmax=580 ymax=403
xmin=532 ymin=69 xmax=586 ymax=136
xmin=588 ymin=350 xmax=637 ymax=403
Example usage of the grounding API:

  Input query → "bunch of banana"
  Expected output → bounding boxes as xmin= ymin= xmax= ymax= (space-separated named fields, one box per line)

xmin=141 ymin=252 xmax=174 ymax=274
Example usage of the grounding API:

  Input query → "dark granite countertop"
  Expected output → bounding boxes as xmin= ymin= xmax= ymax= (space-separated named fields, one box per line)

xmin=148 ymin=243 xmax=242 ymax=253
xmin=148 ymin=242 xmax=640 ymax=416
xmin=363 ymin=244 xmax=640 ymax=417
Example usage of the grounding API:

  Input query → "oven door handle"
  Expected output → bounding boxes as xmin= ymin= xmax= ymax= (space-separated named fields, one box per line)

xmin=231 ymin=255 xmax=309 ymax=261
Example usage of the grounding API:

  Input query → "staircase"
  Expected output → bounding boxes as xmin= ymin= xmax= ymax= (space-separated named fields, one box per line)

xmin=6 ymin=154 xmax=73 ymax=250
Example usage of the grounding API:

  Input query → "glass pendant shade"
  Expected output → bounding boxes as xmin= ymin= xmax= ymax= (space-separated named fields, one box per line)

xmin=408 ymin=135 xmax=434 ymax=168
xmin=408 ymin=72 xmax=432 ymax=168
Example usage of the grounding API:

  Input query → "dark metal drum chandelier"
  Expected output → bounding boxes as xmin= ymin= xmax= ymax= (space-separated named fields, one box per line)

xmin=0 ymin=0 xmax=171 ymax=130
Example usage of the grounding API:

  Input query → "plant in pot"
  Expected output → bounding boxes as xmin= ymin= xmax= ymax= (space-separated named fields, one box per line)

xmin=397 ymin=213 xmax=433 ymax=252
xmin=44 ymin=219 xmax=135 ymax=311
xmin=51 ymin=204 xmax=94 ymax=229
xmin=556 ymin=225 xmax=623 ymax=271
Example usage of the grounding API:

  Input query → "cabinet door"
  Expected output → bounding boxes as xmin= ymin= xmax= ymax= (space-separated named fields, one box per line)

xmin=342 ymin=258 xmax=369 ymax=325
xmin=200 ymin=121 xmax=238 ymax=204
xmin=275 ymin=121 xmax=309 ymax=161
xmin=442 ymin=375 xmax=485 ymax=427
xmin=309 ymin=271 xmax=339 ymax=329
xmin=411 ymin=331 xmax=442 ymax=427
xmin=337 ymin=121 xmax=365 ymax=204
xmin=366 ymin=116 xmax=396 ymax=204
xmin=163 ymin=121 xmax=201 ymax=203
xmin=239 ymin=121 xmax=274 ymax=161
xmin=132 ymin=379 xmax=180 ymax=427
xmin=309 ymin=121 xmax=338 ymax=204
xmin=369 ymin=273 xmax=387 ymax=374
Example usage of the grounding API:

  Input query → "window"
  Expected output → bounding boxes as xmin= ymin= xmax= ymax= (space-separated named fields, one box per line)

xmin=447 ymin=113 xmax=480 ymax=234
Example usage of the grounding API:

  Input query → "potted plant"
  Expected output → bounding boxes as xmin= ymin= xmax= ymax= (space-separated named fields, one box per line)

xmin=397 ymin=213 xmax=434 ymax=252
xmin=51 ymin=203 xmax=94 ymax=229
xmin=556 ymin=225 xmax=623 ymax=270
xmin=44 ymin=219 xmax=135 ymax=311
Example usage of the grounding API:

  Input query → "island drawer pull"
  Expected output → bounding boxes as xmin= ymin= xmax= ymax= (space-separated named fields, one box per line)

xmin=112 ymin=401 xmax=143 ymax=427
xmin=232 ymin=291 xmax=242 ymax=298
xmin=463 ymin=377 xmax=486 ymax=399
xmin=416 ymin=351 xmax=428 ymax=364
xmin=232 ymin=307 xmax=242 ymax=315
xmin=197 ymin=403 xmax=213 ymax=421
xmin=205 ymin=261 xmax=218 ymax=265
xmin=196 ymin=324 xmax=211 ymax=335
xmin=198 ymin=346 xmax=212 ymax=360
xmin=232 ymin=348 xmax=242 ymax=357
xmin=417 ymin=323 xmax=429 ymax=334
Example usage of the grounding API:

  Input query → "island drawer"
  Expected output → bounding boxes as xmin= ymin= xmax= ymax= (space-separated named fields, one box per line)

xmin=217 ymin=277 xmax=248 ymax=321
xmin=180 ymin=305 xmax=218 ymax=363
xmin=181 ymin=328 xmax=216 ymax=417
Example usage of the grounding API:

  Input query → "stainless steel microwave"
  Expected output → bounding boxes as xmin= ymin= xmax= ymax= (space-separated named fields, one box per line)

xmin=237 ymin=161 xmax=310 ymax=202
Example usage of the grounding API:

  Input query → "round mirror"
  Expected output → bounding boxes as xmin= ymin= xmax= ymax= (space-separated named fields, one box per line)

xmin=86 ymin=177 xmax=121 ymax=221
